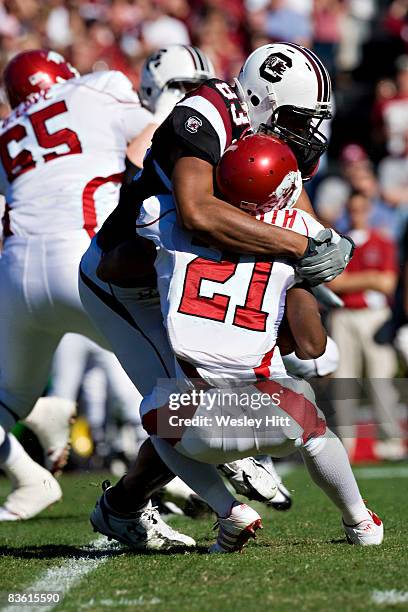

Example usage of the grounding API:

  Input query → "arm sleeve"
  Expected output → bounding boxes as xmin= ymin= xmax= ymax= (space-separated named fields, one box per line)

xmin=167 ymin=105 xmax=221 ymax=165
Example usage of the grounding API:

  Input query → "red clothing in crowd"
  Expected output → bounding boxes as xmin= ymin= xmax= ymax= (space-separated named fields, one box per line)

xmin=341 ymin=229 xmax=398 ymax=309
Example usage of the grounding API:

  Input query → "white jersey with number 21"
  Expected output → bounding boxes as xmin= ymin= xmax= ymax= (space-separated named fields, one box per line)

xmin=137 ymin=197 xmax=326 ymax=383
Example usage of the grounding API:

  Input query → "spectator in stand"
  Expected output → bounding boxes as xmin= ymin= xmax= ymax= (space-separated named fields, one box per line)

xmin=394 ymin=222 xmax=408 ymax=369
xmin=193 ymin=8 xmax=244 ymax=80
xmin=314 ymin=144 xmax=398 ymax=239
xmin=312 ymin=0 xmax=344 ymax=77
xmin=328 ymin=192 xmax=406 ymax=461
xmin=378 ymin=55 xmax=408 ymax=157
xmin=265 ymin=0 xmax=313 ymax=47
xmin=378 ymin=129 xmax=408 ymax=231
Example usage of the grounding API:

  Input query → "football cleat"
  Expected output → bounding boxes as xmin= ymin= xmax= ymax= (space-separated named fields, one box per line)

xmin=209 ymin=503 xmax=263 ymax=553
xmin=218 ymin=457 xmax=278 ymax=504
xmin=255 ymin=456 xmax=292 ymax=511
xmin=161 ymin=477 xmax=212 ymax=518
xmin=23 ymin=397 xmax=76 ymax=474
xmin=0 ymin=464 xmax=62 ymax=520
xmin=90 ymin=481 xmax=196 ymax=551
xmin=343 ymin=509 xmax=384 ymax=546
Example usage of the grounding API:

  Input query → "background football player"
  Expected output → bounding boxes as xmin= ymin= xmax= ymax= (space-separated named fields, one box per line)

xmin=0 ymin=49 xmax=196 ymax=549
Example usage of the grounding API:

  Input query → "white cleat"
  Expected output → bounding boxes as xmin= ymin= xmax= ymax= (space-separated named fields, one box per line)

xmin=209 ymin=503 xmax=263 ymax=553
xmin=219 ymin=457 xmax=278 ymax=504
xmin=0 ymin=465 xmax=62 ymax=521
xmin=255 ymin=456 xmax=292 ymax=511
xmin=23 ymin=397 xmax=76 ymax=474
xmin=90 ymin=481 xmax=196 ymax=551
xmin=343 ymin=509 xmax=384 ymax=546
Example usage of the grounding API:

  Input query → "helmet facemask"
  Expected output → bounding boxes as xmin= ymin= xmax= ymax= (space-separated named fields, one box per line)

xmin=259 ymin=105 xmax=332 ymax=178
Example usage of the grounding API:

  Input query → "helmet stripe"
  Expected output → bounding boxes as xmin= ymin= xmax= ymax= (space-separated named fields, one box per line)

xmin=183 ymin=45 xmax=199 ymax=71
xmin=284 ymin=43 xmax=330 ymax=103
xmin=302 ymin=47 xmax=331 ymax=102
xmin=191 ymin=46 xmax=206 ymax=72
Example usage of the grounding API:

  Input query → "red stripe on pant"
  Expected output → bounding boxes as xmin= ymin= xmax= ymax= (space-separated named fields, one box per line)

xmin=255 ymin=379 xmax=326 ymax=443
xmin=82 ymin=172 xmax=124 ymax=238
xmin=142 ymin=401 xmax=199 ymax=446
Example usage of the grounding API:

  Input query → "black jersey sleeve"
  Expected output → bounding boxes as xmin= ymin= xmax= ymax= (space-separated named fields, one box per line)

xmin=152 ymin=79 xmax=250 ymax=170
xmin=169 ymin=105 xmax=221 ymax=165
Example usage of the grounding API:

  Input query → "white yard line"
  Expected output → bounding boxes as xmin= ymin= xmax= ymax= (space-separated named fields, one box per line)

xmin=1 ymin=537 xmax=123 ymax=612
xmin=354 ymin=465 xmax=408 ymax=479
xmin=372 ymin=590 xmax=408 ymax=605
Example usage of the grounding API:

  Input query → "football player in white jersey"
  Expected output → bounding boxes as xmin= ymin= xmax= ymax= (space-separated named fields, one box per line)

xmin=82 ymin=44 xmax=357 ymax=545
xmin=134 ymin=133 xmax=383 ymax=552
xmin=0 ymin=49 xmax=197 ymax=548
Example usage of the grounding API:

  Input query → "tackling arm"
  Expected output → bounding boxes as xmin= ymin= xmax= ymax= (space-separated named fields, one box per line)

xmin=172 ymin=157 xmax=308 ymax=258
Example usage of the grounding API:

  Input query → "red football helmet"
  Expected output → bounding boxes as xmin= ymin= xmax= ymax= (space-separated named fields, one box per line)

xmin=4 ymin=49 xmax=79 ymax=108
xmin=216 ymin=134 xmax=302 ymax=215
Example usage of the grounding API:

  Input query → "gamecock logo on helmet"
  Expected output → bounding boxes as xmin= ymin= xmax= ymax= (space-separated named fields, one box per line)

xmin=260 ymin=53 xmax=293 ymax=83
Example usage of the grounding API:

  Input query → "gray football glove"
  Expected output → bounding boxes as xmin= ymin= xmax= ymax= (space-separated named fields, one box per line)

xmin=296 ymin=229 xmax=355 ymax=286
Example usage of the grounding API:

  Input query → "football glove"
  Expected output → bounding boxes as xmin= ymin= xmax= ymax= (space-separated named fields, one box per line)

xmin=296 ymin=229 xmax=355 ymax=286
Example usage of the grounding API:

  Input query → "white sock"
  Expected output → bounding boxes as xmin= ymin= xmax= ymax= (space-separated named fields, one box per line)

xmin=0 ymin=434 xmax=23 ymax=466
xmin=301 ymin=431 xmax=370 ymax=525
xmin=151 ymin=436 xmax=237 ymax=517
xmin=0 ymin=433 xmax=48 ymax=486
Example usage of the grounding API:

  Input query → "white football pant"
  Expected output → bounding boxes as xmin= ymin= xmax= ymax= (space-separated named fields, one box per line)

xmin=0 ymin=231 xmax=109 ymax=431
xmin=79 ymin=236 xmax=176 ymax=399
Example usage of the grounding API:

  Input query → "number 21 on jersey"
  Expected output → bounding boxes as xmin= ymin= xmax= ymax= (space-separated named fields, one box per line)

xmin=178 ymin=255 xmax=273 ymax=332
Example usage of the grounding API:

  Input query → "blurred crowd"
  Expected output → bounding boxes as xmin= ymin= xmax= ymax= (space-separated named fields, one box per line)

xmin=0 ymin=0 xmax=407 ymax=464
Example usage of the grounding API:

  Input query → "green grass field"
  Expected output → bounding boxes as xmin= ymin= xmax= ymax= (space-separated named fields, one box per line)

xmin=0 ymin=464 xmax=407 ymax=612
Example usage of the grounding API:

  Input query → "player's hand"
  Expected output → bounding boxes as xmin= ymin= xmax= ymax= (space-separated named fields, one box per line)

xmin=296 ymin=229 xmax=355 ymax=286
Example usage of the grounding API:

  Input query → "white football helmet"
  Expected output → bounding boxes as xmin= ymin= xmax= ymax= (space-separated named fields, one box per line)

xmin=139 ymin=45 xmax=215 ymax=113
xmin=235 ymin=43 xmax=332 ymax=178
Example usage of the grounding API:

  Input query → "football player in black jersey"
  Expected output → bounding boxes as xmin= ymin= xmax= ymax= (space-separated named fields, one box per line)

xmin=80 ymin=43 xmax=355 ymax=550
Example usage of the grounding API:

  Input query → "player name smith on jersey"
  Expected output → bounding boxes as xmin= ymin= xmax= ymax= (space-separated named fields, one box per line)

xmin=0 ymin=71 xmax=151 ymax=237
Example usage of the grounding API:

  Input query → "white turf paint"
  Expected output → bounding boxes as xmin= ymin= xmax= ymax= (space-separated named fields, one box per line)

xmin=372 ymin=590 xmax=408 ymax=605
xmin=1 ymin=537 xmax=124 ymax=612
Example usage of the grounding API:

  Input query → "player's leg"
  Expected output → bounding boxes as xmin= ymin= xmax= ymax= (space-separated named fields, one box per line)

xmin=0 ymin=252 xmax=63 ymax=519
xmin=300 ymin=432 xmax=384 ymax=545
xmin=147 ymin=377 xmax=383 ymax=546
xmin=89 ymin=343 xmax=147 ymax=455
xmin=151 ymin=436 xmax=262 ymax=553
xmin=219 ymin=340 xmax=341 ymax=512
xmin=90 ymin=437 xmax=196 ymax=550
xmin=24 ymin=333 xmax=92 ymax=473
xmin=79 ymin=236 xmax=175 ymax=396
